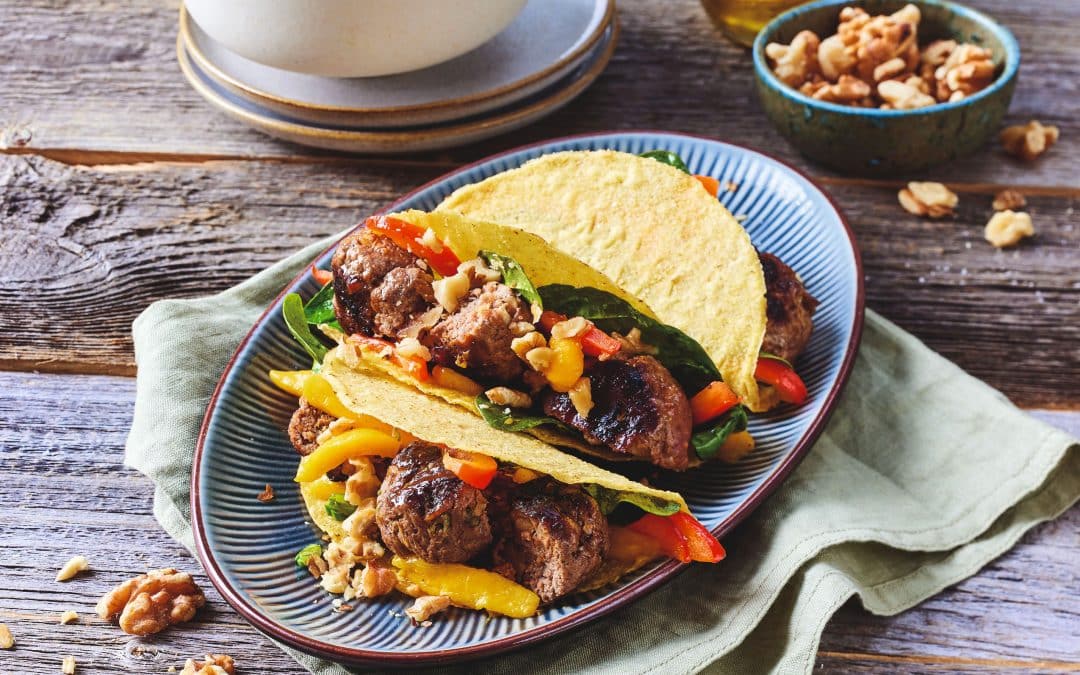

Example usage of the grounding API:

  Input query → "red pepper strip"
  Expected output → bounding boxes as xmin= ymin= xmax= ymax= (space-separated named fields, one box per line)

xmin=348 ymin=334 xmax=431 ymax=382
xmin=694 ymin=174 xmax=721 ymax=197
xmin=537 ymin=310 xmax=621 ymax=358
xmin=627 ymin=514 xmax=691 ymax=563
xmin=364 ymin=215 xmax=461 ymax=277
xmin=754 ymin=356 xmax=808 ymax=405
xmin=310 ymin=264 xmax=334 ymax=286
xmin=689 ymin=381 xmax=740 ymax=425
xmin=670 ymin=512 xmax=726 ymax=562
xmin=442 ymin=449 xmax=498 ymax=490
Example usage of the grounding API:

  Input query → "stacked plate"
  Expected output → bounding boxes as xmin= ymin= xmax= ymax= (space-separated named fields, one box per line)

xmin=177 ymin=0 xmax=617 ymax=153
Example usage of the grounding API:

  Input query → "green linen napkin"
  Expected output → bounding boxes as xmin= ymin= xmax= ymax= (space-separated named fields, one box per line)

xmin=127 ymin=235 xmax=1078 ymax=675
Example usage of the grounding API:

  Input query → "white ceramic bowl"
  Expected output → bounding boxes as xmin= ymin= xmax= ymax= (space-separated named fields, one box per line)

xmin=184 ymin=0 xmax=529 ymax=78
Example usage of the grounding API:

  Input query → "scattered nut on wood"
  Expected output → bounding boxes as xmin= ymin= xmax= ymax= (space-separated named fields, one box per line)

xmin=984 ymin=210 xmax=1034 ymax=248
xmin=898 ymin=181 xmax=958 ymax=217
xmin=256 ymin=483 xmax=275 ymax=502
xmin=0 ymin=622 xmax=13 ymax=649
xmin=96 ymin=568 xmax=206 ymax=636
xmin=56 ymin=555 xmax=89 ymax=582
xmin=1000 ymin=120 xmax=1059 ymax=161
xmin=61 ymin=655 xmax=77 ymax=674
xmin=992 ymin=189 xmax=1026 ymax=211
xmin=180 ymin=653 xmax=235 ymax=675
xmin=59 ymin=610 xmax=79 ymax=625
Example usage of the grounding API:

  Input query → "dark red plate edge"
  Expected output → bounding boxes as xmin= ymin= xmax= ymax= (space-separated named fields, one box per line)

xmin=190 ymin=130 xmax=865 ymax=667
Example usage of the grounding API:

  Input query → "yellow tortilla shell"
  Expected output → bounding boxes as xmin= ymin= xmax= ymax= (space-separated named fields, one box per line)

xmin=438 ymin=150 xmax=768 ymax=411
xmin=319 ymin=344 xmax=688 ymax=513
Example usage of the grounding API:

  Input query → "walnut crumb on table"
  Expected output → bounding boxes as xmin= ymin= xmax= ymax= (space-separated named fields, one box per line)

xmin=0 ymin=622 xmax=13 ymax=649
xmin=180 ymin=653 xmax=235 ymax=675
xmin=59 ymin=610 xmax=78 ymax=625
xmin=61 ymin=656 xmax=77 ymax=674
xmin=55 ymin=555 xmax=89 ymax=582
xmin=992 ymin=189 xmax=1027 ymax=211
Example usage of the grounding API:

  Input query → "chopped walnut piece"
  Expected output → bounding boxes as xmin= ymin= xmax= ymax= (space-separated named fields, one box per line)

xmin=180 ymin=654 xmax=235 ymax=675
xmin=61 ymin=656 xmax=76 ymax=674
xmin=612 ymin=327 xmax=658 ymax=356
xmin=765 ymin=30 xmax=821 ymax=86
xmin=56 ymin=555 xmax=89 ymax=582
xmin=550 ymin=316 xmax=590 ymax=340
xmin=357 ymin=563 xmax=398 ymax=598
xmin=811 ymin=74 xmax=872 ymax=103
xmin=817 ymin=33 xmax=856 ymax=80
xmin=256 ymin=484 xmax=275 ymax=503
xmin=96 ymin=568 xmax=206 ymax=636
xmin=484 ymin=387 xmax=532 ymax=409
xmin=878 ymin=79 xmax=935 ymax=109
xmin=992 ymin=189 xmax=1026 ymax=211
xmin=524 ymin=346 xmax=555 ymax=373
xmin=405 ymin=595 xmax=451 ymax=623
xmin=511 ymin=331 xmax=547 ymax=360
xmin=568 ymin=377 xmax=594 ymax=418
xmin=1000 ymin=120 xmax=1060 ymax=161
xmin=984 ymin=210 xmax=1034 ymax=248
xmin=935 ymin=43 xmax=995 ymax=100
xmin=345 ymin=457 xmax=381 ymax=503
xmin=898 ymin=181 xmax=958 ymax=218
xmin=59 ymin=610 xmax=79 ymax=625
xmin=0 ymin=623 xmax=13 ymax=649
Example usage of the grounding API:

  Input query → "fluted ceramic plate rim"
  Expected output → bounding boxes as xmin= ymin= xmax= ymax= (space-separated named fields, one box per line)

xmin=193 ymin=131 xmax=864 ymax=667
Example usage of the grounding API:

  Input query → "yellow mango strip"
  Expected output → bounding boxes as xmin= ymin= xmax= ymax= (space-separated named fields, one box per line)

xmin=716 ymin=430 xmax=756 ymax=464
xmin=545 ymin=337 xmax=584 ymax=392
xmin=578 ymin=526 xmax=663 ymax=593
xmin=295 ymin=429 xmax=400 ymax=482
xmin=301 ymin=374 xmax=401 ymax=436
xmin=300 ymin=475 xmax=346 ymax=501
xmin=269 ymin=369 xmax=314 ymax=398
xmin=392 ymin=557 xmax=539 ymax=619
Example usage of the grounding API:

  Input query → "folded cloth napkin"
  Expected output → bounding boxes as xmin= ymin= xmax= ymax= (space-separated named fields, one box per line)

xmin=128 ymin=235 xmax=1078 ymax=675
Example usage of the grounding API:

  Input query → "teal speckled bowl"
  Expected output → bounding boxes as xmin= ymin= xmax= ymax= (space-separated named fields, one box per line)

xmin=753 ymin=0 xmax=1019 ymax=175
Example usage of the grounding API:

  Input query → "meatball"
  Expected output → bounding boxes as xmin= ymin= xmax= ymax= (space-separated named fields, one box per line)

xmin=425 ymin=282 xmax=532 ymax=382
xmin=542 ymin=355 xmax=693 ymax=471
xmin=492 ymin=481 xmax=609 ymax=603
xmin=287 ymin=402 xmax=333 ymax=456
xmin=375 ymin=442 xmax=492 ymax=563
xmin=332 ymin=228 xmax=434 ymax=337
xmin=759 ymin=252 xmax=818 ymax=362
xmin=370 ymin=266 xmax=436 ymax=338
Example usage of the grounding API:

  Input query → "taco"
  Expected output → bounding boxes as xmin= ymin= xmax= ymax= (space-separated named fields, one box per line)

xmin=284 ymin=209 xmax=760 ymax=471
xmin=269 ymin=361 xmax=723 ymax=618
xmin=438 ymin=149 xmax=818 ymax=412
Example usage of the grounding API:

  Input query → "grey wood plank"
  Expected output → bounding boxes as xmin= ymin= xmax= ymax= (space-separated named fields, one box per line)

xmin=0 ymin=371 xmax=1076 ymax=673
xmin=1 ymin=0 xmax=1077 ymax=187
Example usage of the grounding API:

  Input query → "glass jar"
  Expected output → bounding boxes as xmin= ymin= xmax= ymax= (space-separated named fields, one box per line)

xmin=701 ymin=0 xmax=808 ymax=47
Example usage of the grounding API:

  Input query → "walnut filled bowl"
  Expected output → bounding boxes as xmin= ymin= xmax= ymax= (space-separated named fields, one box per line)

xmin=752 ymin=0 xmax=1019 ymax=174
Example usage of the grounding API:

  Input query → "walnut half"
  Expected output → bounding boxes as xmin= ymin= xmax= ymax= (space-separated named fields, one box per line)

xmin=96 ymin=568 xmax=206 ymax=636
xmin=984 ymin=210 xmax=1034 ymax=248
xmin=898 ymin=181 xmax=958 ymax=218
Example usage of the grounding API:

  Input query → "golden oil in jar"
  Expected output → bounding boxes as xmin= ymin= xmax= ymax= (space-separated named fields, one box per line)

xmin=701 ymin=0 xmax=808 ymax=47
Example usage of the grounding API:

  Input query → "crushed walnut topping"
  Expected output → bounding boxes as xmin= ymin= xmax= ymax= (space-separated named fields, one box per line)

xmin=485 ymin=387 xmax=532 ymax=409
xmin=898 ymin=181 xmax=958 ymax=218
xmin=257 ymin=483 xmax=275 ymax=503
xmin=568 ymin=377 xmax=594 ymax=418
xmin=612 ymin=328 xmax=658 ymax=356
xmin=984 ymin=210 xmax=1034 ymax=248
xmin=357 ymin=563 xmax=398 ymax=598
xmin=96 ymin=568 xmax=206 ymax=636
xmin=405 ymin=595 xmax=451 ymax=623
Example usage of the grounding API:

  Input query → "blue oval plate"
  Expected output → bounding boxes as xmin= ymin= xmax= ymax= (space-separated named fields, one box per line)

xmin=193 ymin=131 xmax=864 ymax=667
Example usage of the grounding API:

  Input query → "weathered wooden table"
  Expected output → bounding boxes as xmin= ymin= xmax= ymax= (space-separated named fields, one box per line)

xmin=2 ymin=0 xmax=1077 ymax=672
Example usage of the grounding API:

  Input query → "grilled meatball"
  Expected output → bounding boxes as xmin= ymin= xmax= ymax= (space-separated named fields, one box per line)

xmin=332 ymin=228 xmax=436 ymax=338
xmin=492 ymin=480 xmax=608 ymax=603
xmin=375 ymin=442 xmax=492 ymax=563
xmin=542 ymin=355 xmax=693 ymax=470
xmin=759 ymin=252 xmax=818 ymax=363
xmin=287 ymin=402 xmax=333 ymax=456
xmin=425 ymin=282 xmax=531 ymax=382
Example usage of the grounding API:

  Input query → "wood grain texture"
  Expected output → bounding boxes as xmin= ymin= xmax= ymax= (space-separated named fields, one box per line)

xmin=2 ymin=153 xmax=1076 ymax=405
xmin=0 ymin=372 xmax=1075 ymax=674
xmin=0 ymin=0 xmax=1078 ymax=187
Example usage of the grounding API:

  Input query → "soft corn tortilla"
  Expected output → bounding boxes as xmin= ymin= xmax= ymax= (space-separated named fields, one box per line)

xmin=438 ymin=150 xmax=768 ymax=411
xmin=319 ymin=345 xmax=688 ymax=513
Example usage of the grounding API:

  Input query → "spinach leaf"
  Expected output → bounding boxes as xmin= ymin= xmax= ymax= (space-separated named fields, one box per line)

xmin=639 ymin=150 xmax=690 ymax=173
xmin=475 ymin=393 xmax=571 ymax=433
xmin=303 ymin=282 xmax=336 ymax=324
xmin=538 ymin=284 xmax=721 ymax=396
xmin=691 ymin=406 xmax=749 ymax=461
xmin=324 ymin=493 xmax=356 ymax=521
xmin=583 ymin=484 xmax=682 ymax=517
xmin=294 ymin=543 xmax=323 ymax=567
xmin=283 ymin=293 xmax=328 ymax=368
xmin=479 ymin=250 xmax=542 ymax=309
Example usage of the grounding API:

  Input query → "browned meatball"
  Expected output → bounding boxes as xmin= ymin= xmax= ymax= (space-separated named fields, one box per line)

xmin=332 ymin=228 xmax=435 ymax=338
xmin=542 ymin=355 xmax=693 ymax=471
xmin=759 ymin=252 xmax=819 ymax=362
xmin=425 ymin=282 xmax=532 ymax=382
xmin=287 ymin=402 xmax=333 ymax=456
xmin=375 ymin=442 xmax=492 ymax=563
xmin=492 ymin=480 xmax=609 ymax=603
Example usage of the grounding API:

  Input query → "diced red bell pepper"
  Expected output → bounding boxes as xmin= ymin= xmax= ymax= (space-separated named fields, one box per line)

xmin=689 ymin=381 xmax=740 ymax=425
xmin=627 ymin=514 xmax=691 ymax=563
xmin=364 ymin=215 xmax=461 ymax=277
xmin=348 ymin=334 xmax=431 ymax=382
xmin=442 ymin=449 xmax=498 ymax=489
xmin=310 ymin=264 xmax=334 ymax=286
xmin=670 ymin=512 xmax=726 ymax=563
xmin=754 ymin=356 xmax=808 ymax=405
xmin=537 ymin=310 xmax=621 ymax=358
xmin=693 ymin=174 xmax=721 ymax=197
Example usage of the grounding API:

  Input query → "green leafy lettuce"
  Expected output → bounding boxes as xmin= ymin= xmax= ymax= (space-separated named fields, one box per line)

xmin=690 ymin=406 xmax=749 ymax=461
xmin=583 ymin=484 xmax=682 ymax=517
xmin=638 ymin=150 xmax=690 ymax=173
xmin=324 ymin=493 xmax=356 ymax=521
xmin=537 ymin=284 xmax=722 ymax=396
xmin=475 ymin=393 xmax=571 ymax=433
xmin=303 ymin=281 xmax=338 ymax=326
xmin=479 ymin=250 xmax=543 ymax=309
xmin=283 ymin=293 xmax=328 ymax=368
